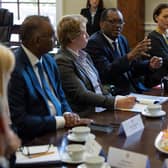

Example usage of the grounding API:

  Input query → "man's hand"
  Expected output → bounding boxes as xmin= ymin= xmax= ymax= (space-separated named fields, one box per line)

xmin=64 ymin=112 xmax=94 ymax=127
xmin=149 ymin=56 xmax=163 ymax=70
xmin=116 ymin=96 xmax=136 ymax=109
xmin=64 ymin=112 xmax=80 ymax=127
xmin=127 ymin=37 xmax=151 ymax=60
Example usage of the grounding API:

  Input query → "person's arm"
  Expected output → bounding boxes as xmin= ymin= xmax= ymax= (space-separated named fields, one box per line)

xmin=8 ymin=71 xmax=57 ymax=138
xmin=56 ymin=56 xmax=115 ymax=110
xmin=85 ymin=37 xmax=130 ymax=83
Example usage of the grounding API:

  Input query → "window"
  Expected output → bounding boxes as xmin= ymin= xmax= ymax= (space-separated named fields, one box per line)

xmin=0 ymin=0 xmax=57 ymax=27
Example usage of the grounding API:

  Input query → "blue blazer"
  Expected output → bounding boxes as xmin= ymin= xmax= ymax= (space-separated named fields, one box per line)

xmin=85 ymin=31 xmax=150 ymax=94
xmin=8 ymin=47 xmax=72 ymax=139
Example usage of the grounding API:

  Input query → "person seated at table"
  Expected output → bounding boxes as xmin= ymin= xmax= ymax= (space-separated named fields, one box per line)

xmin=55 ymin=14 xmax=136 ymax=117
xmin=0 ymin=44 xmax=21 ymax=168
xmin=8 ymin=15 xmax=91 ymax=140
xmin=84 ymin=8 xmax=162 ymax=95
xmin=80 ymin=0 xmax=105 ymax=36
xmin=144 ymin=3 xmax=168 ymax=88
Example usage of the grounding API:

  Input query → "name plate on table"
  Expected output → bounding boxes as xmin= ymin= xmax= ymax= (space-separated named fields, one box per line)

xmin=107 ymin=147 xmax=150 ymax=168
xmin=85 ymin=139 xmax=102 ymax=155
xmin=118 ymin=114 xmax=144 ymax=137
xmin=162 ymin=159 xmax=168 ymax=168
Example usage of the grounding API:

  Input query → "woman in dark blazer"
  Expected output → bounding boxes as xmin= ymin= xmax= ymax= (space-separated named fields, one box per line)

xmin=144 ymin=3 xmax=168 ymax=87
xmin=55 ymin=14 xmax=136 ymax=117
xmin=80 ymin=0 xmax=105 ymax=36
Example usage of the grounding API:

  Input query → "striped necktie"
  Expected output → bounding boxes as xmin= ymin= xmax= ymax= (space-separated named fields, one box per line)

xmin=112 ymin=41 xmax=121 ymax=58
xmin=36 ymin=62 xmax=62 ymax=116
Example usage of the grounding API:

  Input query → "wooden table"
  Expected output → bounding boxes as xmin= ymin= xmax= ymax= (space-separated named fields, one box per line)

xmin=17 ymin=88 xmax=168 ymax=168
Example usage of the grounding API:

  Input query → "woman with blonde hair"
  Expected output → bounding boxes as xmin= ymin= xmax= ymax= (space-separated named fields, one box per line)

xmin=0 ymin=44 xmax=21 ymax=168
xmin=56 ymin=14 xmax=136 ymax=117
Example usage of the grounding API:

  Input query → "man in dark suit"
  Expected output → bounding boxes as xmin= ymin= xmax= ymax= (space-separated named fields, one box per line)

xmin=8 ymin=15 xmax=87 ymax=139
xmin=85 ymin=8 xmax=162 ymax=95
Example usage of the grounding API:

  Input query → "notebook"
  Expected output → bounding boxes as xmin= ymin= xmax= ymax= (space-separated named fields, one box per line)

xmin=116 ymin=93 xmax=168 ymax=113
xmin=16 ymin=144 xmax=61 ymax=166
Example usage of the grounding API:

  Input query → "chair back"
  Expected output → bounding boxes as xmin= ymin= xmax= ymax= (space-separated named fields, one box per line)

xmin=0 ymin=8 xmax=13 ymax=45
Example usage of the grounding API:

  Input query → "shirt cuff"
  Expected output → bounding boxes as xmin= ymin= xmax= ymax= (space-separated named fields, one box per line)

xmin=55 ymin=116 xmax=65 ymax=129
xmin=0 ymin=157 xmax=9 ymax=168
xmin=114 ymin=95 xmax=125 ymax=109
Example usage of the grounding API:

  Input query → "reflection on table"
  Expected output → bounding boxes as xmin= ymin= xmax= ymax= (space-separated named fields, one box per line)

xmin=16 ymin=87 xmax=168 ymax=168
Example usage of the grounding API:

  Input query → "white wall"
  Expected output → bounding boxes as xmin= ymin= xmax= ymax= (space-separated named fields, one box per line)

xmin=60 ymin=0 xmax=168 ymax=34
xmin=62 ymin=0 xmax=117 ymax=15
xmin=145 ymin=0 xmax=168 ymax=34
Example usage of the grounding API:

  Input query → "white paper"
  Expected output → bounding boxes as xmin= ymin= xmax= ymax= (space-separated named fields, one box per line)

xmin=117 ymin=103 xmax=148 ymax=113
xmin=85 ymin=139 xmax=102 ymax=156
xmin=107 ymin=147 xmax=150 ymax=168
xmin=130 ymin=93 xmax=168 ymax=105
xmin=117 ymin=92 xmax=168 ymax=113
xmin=16 ymin=145 xmax=60 ymax=165
xmin=118 ymin=114 xmax=144 ymax=137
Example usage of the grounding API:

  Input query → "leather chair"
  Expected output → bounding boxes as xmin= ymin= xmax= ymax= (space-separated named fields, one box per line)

xmin=0 ymin=8 xmax=13 ymax=45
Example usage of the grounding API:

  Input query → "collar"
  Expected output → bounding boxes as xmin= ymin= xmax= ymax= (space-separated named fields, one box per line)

xmin=102 ymin=33 xmax=118 ymax=44
xmin=66 ymin=47 xmax=87 ymax=61
xmin=21 ymin=44 xmax=42 ymax=66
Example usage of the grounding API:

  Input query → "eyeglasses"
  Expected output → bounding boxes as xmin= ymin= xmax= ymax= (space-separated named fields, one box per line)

xmin=19 ymin=144 xmax=53 ymax=158
xmin=105 ymin=20 xmax=125 ymax=25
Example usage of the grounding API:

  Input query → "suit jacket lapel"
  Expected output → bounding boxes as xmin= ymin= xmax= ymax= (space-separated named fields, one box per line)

xmin=64 ymin=50 xmax=95 ymax=87
xmin=26 ymin=66 xmax=46 ymax=97
xmin=42 ymin=57 xmax=59 ymax=97
xmin=118 ymin=37 xmax=125 ymax=56
xmin=160 ymin=35 xmax=168 ymax=52
xmin=20 ymin=48 xmax=50 ymax=104
xmin=99 ymin=32 xmax=117 ymax=59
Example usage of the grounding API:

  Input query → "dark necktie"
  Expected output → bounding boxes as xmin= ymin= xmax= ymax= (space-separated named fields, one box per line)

xmin=36 ymin=62 xmax=62 ymax=116
xmin=112 ymin=41 xmax=121 ymax=58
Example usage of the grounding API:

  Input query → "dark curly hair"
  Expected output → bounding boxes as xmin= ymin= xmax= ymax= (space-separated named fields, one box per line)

xmin=153 ymin=3 xmax=168 ymax=23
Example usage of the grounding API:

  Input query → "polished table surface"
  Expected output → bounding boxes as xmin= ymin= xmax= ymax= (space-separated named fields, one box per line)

xmin=17 ymin=88 xmax=168 ymax=168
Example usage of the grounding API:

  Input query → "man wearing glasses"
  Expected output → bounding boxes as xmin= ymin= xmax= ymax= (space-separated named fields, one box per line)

xmin=85 ymin=8 xmax=162 ymax=95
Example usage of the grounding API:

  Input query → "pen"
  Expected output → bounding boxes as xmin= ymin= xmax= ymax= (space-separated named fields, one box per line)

xmin=135 ymin=99 xmax=140 ymax=103
xmin=28 ymin=151 xmax=55 ymax=159
xmin=110 ymin=122 xmax=120 ymax=126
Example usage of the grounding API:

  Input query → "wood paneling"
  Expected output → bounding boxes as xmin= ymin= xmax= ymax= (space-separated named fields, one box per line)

xmin=118 ymin=0 xmax=145 ymax=48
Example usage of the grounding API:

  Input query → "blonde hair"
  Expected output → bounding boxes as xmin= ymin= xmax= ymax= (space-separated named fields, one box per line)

xmin=0 ymin=44 xmax=15 ymax=96
xmin=57 ymin=14 xmax=87 ymax=49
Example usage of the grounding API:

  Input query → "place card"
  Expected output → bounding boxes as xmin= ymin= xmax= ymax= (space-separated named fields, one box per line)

xmin=162 ymin=159 xmax=168 ymax=168
xmin=85 ymin=139 xmax=102 ymax=155
xmin=118 ymin=114 xmax=144 ymax=137
xmin=123 ymin=130 xmax=143 ymax=148
xmin=107 ymin=147 xmax=150 ymax=168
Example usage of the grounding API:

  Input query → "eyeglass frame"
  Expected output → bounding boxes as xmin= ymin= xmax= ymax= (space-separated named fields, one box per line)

xmin=18 ymin=144 xmax=52 ymax=158
xmin=105 ymin=19 xmax=125 ymax=26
